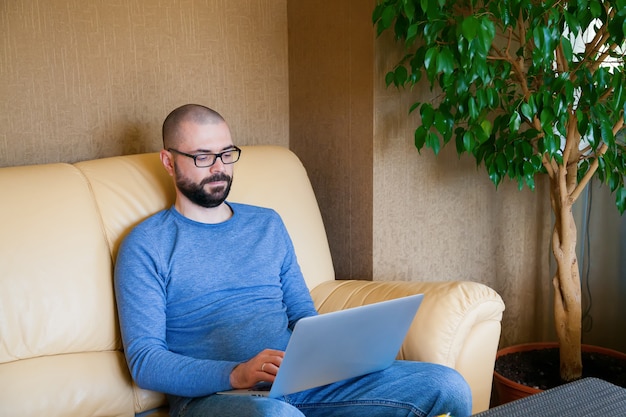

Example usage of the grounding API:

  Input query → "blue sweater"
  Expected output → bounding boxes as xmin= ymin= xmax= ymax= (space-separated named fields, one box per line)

xmin=114 ymin=203 xmax=318 ymax=411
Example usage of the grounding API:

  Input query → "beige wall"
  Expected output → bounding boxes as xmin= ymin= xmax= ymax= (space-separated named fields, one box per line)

xmin=288 ymin=0 xmax=374 ymax=281
xmin=0 ymin=0 xmax=289 ymax=167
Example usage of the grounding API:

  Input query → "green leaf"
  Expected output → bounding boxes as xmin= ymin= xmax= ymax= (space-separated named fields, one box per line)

xmin=598 ymin=155 xmax=606 ymax=172
xmin=519 ymin=140 xmax=534 ymax=159
xmin=525 ymin=174 xmax=536 ymax=191
xmin=508 ymin=160 xmax=518 ymax=179
xmin=600 ymin=120 xmax=615 ymax=146
xmin=415 ymin=126 xmax=427 ymax=151
xmin=523 ymin=160 xmax=535 ymax=176
xmin=617 ymin=187 xmax=626 ymax=215
xmin=461 ymin=16 xmax=479 ymax=41
xmin=410 ymin=48 xmax=427 ymax=72
xmin=468 ymin=97 xmax=479 ymax=120
xmin=521 ymin=103 xmax=533 ymax=121
xmin=403 ymin=1 xmax=416 ymax=21
xmin=424 ymin=20 xmax=446 ymax=44
xmin=480 ymin=119 xmax=493 ymax=137
xmin=455 ymin=129 xmax=465 ymax=155
xmin=372 ymin=2 xmax=387 ymax=24
xmin=393 ymin=16 xmax=410 ymax=43
xmin=577 ymin=108 xmax=590 ymax=137
xmin=611 ymin=77 xmax=625 ymax=113
xmin=562 ymin=74 xmax=575 ymax=98
xmin=476 ymin=18 xmax=496 ymax=55
xmin=424 ymin=47 xmax=439 ymax=81
xmin=426 ymin=131 xmax=441 ymax=155
xmin=463 ymin=130 xmax=474 ymax=152
xmin=474 ymin=123 xmax=490 ymax=144
xmin=560 ymin=36 xmax=574 ymax=62
xmin=509 ymin=112 xmax=522 ymax=132
xmin=544 ymin=132 xmax=559 ymax=157
xmin=406 ymin=23 xmax=419 ymax=46
xmin=381 ymin=5 xmax=396 ymax=30
xmin=436 ymin=48 xmax=455 ymax=75
xmin=609 ymin=172 xmax=620 ymax=192
xmin=532 ymin=26 xmax=555 ymax=62
xmin=385 ymin=71 xmax=396 ymax=87
xmin=487 ymin=159 xmax=502 ymax=186
xmin=420 ymin=103 xmax=435 ymax=127
xmin=487 ymin=88 xmax=500 ymax=108
xmin=504 ymin=142 xmax=515 ymax=162
xmin=589 ymin=0 xmax=602 ymax=18
xmin=434 ymin=110 xmax=453 ymax=142
xmin=476 ymin=88 xmax=488 ymax=109
xmin=409 ymin=101 xmax=421 ymax=114
xmin=495 ymin=153 xmax=507 ymax=173
xmin=540 ymin=107 xmax=555 ymax=126
xmin=394 ymin=65 xmax=408 ymax=86
xmin=563 ymin=11 xmax=581 ymax=36
xmin=409 ymin=70 xmax=422 ymax=85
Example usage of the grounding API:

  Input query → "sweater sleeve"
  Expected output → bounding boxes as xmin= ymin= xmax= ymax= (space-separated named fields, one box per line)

xmin=114 ymin=228 xmax=238 ymax=397
xmin=275 ymin=214 xmax=319 ymax=329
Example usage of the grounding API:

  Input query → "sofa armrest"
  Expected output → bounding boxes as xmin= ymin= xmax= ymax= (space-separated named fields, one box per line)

xmin=310 ymin=280 xmax=505 ymax=414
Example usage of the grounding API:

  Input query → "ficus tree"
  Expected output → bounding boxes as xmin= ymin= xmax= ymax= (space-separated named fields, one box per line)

xmin=373 ymin=0 xmax=625 ymax=382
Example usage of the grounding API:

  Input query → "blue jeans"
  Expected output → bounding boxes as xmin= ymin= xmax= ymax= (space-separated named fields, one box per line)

xmin=176 ymin=361 xmax=472 ymax=417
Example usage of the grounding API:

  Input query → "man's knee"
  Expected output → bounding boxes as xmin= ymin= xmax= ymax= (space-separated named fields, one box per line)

xmin=254 ymin=397 xmax=305 ymax=417
xmin=182 ymin=395 xmax=304 ymax=417
xmin=436 ymin=366 xmax=473 ymax=415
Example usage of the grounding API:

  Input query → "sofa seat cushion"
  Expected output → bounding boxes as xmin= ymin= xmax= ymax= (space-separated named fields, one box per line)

xmin=0 ymin=351 xmax=134 ymax=416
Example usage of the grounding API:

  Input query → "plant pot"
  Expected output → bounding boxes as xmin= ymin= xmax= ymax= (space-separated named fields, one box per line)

xmin=492 ymin=342 xmax=546 ymax=405
xmin=492 ymin=342 xmax=626 ymax=406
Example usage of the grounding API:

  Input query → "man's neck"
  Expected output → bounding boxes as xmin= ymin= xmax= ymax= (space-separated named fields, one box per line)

xmin=174 ymin=200 xmax=233 ymax=224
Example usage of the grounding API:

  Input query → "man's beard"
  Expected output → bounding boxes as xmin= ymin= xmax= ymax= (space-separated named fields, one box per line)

xmin=174 ymin=168 xmax=233 ymax=208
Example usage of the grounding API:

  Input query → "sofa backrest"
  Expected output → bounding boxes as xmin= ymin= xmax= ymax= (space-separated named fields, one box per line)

xmin=75 ymin=146 xmax=335 ymax=289
xmin=0 ymin=145 xmax=334 ymax=416
xmin=0 ymin=162 xmax=134 ymax=416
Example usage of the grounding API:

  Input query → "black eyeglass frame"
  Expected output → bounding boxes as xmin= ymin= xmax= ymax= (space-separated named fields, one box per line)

xmin=167 ymin=146 xmax=242 ymax=168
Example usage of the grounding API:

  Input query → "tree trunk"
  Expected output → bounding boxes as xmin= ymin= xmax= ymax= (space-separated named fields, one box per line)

xmin=550 ymin=175 xmax=583 ymax=382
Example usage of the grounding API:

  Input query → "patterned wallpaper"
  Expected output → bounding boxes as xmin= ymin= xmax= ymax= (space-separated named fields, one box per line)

xmin=0 ymin=0 xmax=289 ymax=167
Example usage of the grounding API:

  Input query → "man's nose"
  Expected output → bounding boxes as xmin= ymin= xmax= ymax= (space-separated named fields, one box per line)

xmin=209 ymin=156 xmax=226 ymax=171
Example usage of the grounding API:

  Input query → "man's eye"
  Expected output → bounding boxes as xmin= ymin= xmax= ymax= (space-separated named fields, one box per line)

xmin=195 ymin=154 xmax=212 ymax=162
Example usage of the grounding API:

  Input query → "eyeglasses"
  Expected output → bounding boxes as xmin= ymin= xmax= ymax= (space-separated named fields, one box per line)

xmin=167 ymin=147 xmax=242 ymax=168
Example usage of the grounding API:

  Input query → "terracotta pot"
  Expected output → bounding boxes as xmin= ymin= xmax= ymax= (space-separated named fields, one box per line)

xmin=492 ymin=342 xmax=626 ymax=406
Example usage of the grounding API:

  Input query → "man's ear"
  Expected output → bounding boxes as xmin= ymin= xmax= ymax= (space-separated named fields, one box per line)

xmin=160 ymin=149 xmax=175 ymax=177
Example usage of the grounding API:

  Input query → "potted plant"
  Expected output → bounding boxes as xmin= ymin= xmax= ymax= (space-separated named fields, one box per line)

xmin=373 ymin=0 xmax=625 ymax=390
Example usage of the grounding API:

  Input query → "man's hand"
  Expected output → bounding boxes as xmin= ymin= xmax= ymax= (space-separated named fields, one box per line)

xmin=229 ymin=349 xmax=285 ymax=389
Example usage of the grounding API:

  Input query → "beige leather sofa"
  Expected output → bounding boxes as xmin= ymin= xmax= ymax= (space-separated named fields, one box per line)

xmin=0 ymin=146 xmax=505 ymax=416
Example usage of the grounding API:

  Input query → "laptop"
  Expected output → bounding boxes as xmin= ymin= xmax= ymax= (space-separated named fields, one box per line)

xmin=217 ymin=293 xmax=424 ymax=398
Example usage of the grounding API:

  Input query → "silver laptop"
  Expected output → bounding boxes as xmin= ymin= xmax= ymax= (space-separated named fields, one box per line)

xmin=217 ymin=293 xmax=424 ymax=398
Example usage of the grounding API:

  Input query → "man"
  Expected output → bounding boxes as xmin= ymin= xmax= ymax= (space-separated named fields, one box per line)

xmin=114 ymin=104 xmax=472 ymax=417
